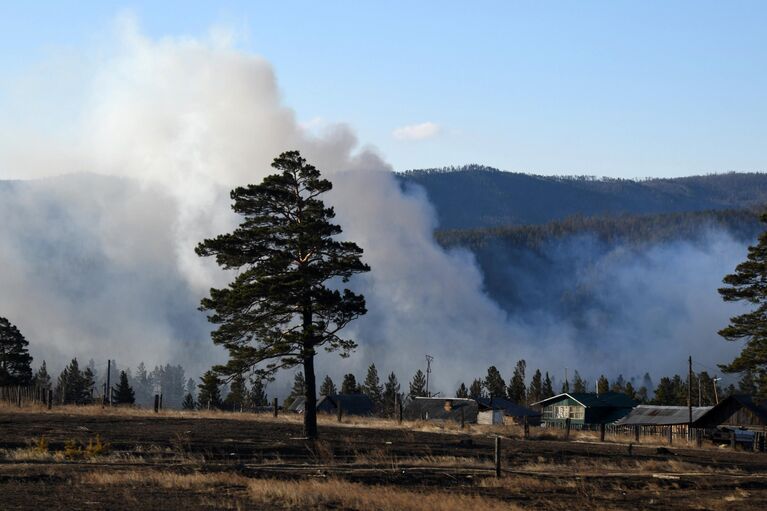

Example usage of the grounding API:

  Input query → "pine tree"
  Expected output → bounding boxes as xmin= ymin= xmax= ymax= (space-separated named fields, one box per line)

xmin=507 ymin=360 xmax=527 ymax=403
xmin=197 ymin=370 xmax=222 ymax=409
xmin=456 ymin=382 xmax=469 ymax=398
xmin=611 ymin=374 xmax=626 ymax=393
xmin=561 ymin=379 xmax=570 ymax=393
xmin=469 ymin=378 xmax=484 ymax=399
xmin=542 ymin=372 xmax=554 ymax=399
xmin=382 ymin=372 xmax=400 ymax=417
xmin=182 ymin=393 xmax=196 ymax=410
xmin=409 ymin=370 xmax=427 ymax=398
xmin=738 ymin=370 xmax=758 ymax=395
xmin=285 ymin=371 xmax=306 ymax=407
xmin=56 ymin=359 xmax=87 ymax=405
xmin=319 ymin=375 xmax=337 ymax=396
xmin=224 ymin=373 xmax=247 ymax=410
xmin=196 ymin=151 xmax=371 ymax=439
xmin=652 ymin=377 xmax=675 ymax=405
xmin=185 ymin=378 xmax=196 ymax=399
xmin=572 ymin=371 xmax=586 ymax=393
xmin=528 ymin=369 xmax=543 ymax=404
xmin=0 ymin=317 xmax=33 ymax=386
xmin=718 ymin=213 xmax=767 ymax=396
xmin=248 ymin=377 xmax=268 ymax=407
xmin=597 ymin=375 xmax=609 ymax=394
xmin=624 ymin=381 xmax=637 ymax=400
xmin=341 ymin=373 xmax=360 ymax=394
xmin=484 ymin=366 xmax=506 ymax=398
xmin=362 ymin=364 xmax=384 ymax=412
xmin=112 ymin=371 xmax=135 ymax=405
xmin=33 ymin=361 xmax=51 ymax=389
xmin=133 ymin=362 xmax=153 ymax=407
xmin=82 ymin=367 xmax=96 ymax=403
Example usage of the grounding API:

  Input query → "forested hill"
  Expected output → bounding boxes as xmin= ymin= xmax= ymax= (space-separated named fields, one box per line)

xmin=436 ymin=208 xmax=764 ymax=252
xmin=398 ymin=165 xmax=767 ymax=229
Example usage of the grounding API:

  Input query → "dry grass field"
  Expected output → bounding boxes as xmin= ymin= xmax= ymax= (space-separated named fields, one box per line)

xmin=1 ymin=404 xmax=766 ymax=510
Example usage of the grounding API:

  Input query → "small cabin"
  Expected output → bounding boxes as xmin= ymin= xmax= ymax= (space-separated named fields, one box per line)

xmin=403 ymin=397 xmax=479 ymax=423
xmin=476 ymin=397 xmax=542 ymax=426
xmin=693 ymin=395 xmax=767 ymax=430
xmin=532 ymin=392 xmax=636 ymax=427
xmin=316 ymin=394 xmax=375 ymax=416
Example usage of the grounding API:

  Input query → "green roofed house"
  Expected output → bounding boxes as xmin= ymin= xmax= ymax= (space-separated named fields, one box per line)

xmin=532 ymin=392 xmax=637 ymax=428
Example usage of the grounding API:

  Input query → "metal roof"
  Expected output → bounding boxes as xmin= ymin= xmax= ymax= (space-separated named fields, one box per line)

xmin=532 ymin=392 xmax=636 ymax=409
xmin=615 ymin=405 xmax=713 ymax=426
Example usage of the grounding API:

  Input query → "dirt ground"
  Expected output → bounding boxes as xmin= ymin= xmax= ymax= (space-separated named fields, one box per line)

xmin=1 ymin=407 xmax=766 ymax=510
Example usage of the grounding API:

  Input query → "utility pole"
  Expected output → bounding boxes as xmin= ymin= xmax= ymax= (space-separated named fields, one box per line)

xmin=106 ymin=360 xmax=112 ymax=406
xmin=688 ymin=356 xmax=693 ymax=437
xmin=425 ymin=355 xmax=434 ymax=397
xmin=713 ymin=377 xmax=721 ymax=404
xmin=698 ymin=375 xmax=702 ymax=407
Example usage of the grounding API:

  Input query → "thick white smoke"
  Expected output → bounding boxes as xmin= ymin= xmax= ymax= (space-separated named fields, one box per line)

xmin=0 ymin=18 xmax=745 ymax=395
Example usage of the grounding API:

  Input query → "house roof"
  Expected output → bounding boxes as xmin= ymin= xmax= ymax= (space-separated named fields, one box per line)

xmin=287 ymin=396 xmax=306 ymax=413
xmin=475 ymin=397 xmax=541 ymax=417
xmin=615 ymin=405 xmax=713 ymax=426
xmin=692 ymin=394 xmax=767 ymax=427
xmin=532 ymin=392 xmax=636 ymax=409
xmin=318 ymin=394 xmax=375 ymax=415
xmin=403 ymin=397 xmax=478 ymax=422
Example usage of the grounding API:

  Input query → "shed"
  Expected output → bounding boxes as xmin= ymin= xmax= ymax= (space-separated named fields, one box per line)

xmin=532 ymin=392 xmax=636 ymax=427
xmin=476 ymin=397 xmax=542 ymax=426
xmin=692 ymin=395 xmax=767 ymax=430
xmin=287 ymin=396 xmax=306 ymax=413
xmin=615 ymin=405 xmax=712 ymax=426
xmin=403 ymin=397 xmax=479 ymax=424
xmin=316 ymin=394 xmax=375 ymax=416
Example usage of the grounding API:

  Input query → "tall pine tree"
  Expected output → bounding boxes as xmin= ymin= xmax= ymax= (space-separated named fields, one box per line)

xmin=112 ymin=371 xmax=136 ymax=405
xmin=456 ymin=382 xmax=469 ymax=398
xmin=198 ymin=370 xmax=222 ymax=410
xmin=341 ymin=373 xmax=360 ymax=394
xmin=319 ymin=375 xmax=337 ymax=396
xmin=528 ymin=369 xmax=543 ymax=404
xmin=718 ymin=215 xmax=767 ymax=397
xmin=469 ymin=378 xmax=484 ymax=399
xmin=409 ymin=370 xmax=427 ymax=398
xmin=507 ymin=360 xmax=527 ymax=403
xmin=0 ymin=317 xmax=32 ymax=386
xmin=196 ymin=151 xmax=370 ymax=438
xmin=382 ymin=372 xmax=400 ymax=417
xmin=362 ymin=364 xmax=383 ymax=412
xmin=484 ymin=366 xmax=506 ymax=398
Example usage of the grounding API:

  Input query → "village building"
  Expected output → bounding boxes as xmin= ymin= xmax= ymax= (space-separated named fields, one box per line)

xmin=475 ymin=397 xmax=542 ymax=426
xmin=532 ymin=392 xmax=636 ymax=428
xmin=692 ymin=395 xmax=767 ymax=430
xmin=616 ymin=405 xmax=713 ymax=427
xmin=287 ymin=394 xmax=375 ymax=416
xmin=403 ymin=397 xmax=479 ymax=423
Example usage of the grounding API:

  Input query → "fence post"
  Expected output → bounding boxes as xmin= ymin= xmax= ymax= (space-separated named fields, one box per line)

xmin=634 ymin=425 xmax=640 ymax=443
xmin=600 ymin=423 xmax=606 ymax=442
xmin=730 ymin=430 xmax=736 ymax=450
xmin=523 ymin=415 xmax=530 ymax=440
xmin=273 ymin=397 xmax=278 ymax=418
xmin=565 ymin=418 xmax=571 ymax=441
xmin=337 ymin=401 xmax=343 ymax=422
xmin=154 ymin=394 xmax=159 ymax=413
xmin=494 ymin=436 xmax=501 ymax=477
xmin=696 ymin=429 xmax=703 ymax=448
xmin=667 ymin=426 xmax=673 ymax=445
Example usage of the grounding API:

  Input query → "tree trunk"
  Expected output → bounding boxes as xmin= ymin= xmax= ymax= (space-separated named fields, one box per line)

xmin=303 ymin=352 xmax=318 ymax=439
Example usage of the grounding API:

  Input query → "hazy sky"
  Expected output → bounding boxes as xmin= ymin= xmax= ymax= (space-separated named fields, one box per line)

xmin=1 ymin=1 xmax=765 ymax=178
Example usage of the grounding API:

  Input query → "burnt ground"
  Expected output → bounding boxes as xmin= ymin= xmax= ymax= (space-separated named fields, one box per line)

xmin=1 ymin=409 xmax=766 ymax=510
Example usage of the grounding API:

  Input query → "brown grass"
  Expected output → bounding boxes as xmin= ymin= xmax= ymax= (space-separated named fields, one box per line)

xmin=82 ymin=470 xmax=250 ymax=489
xmin=247 ymin=478 xmax=519 ymax=511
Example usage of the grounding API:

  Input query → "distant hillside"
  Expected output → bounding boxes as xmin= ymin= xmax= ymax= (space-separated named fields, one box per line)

xmin=398 ymin=165 xmax=767 ymax=229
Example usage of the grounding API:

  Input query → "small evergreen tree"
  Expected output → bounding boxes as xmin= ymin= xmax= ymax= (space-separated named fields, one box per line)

xmin=409 ymin=370 xmax=427 ymax=398
xmin=597 ymin=375 xmax=609 ymax=394
xmin=197 ymin=370 xmax=222 ymax=409
xmin=224 ymin=373 xmax=247 ymax=410
xmin=456 ymin=382 xmax=469 ymax=398
xmin=382 ymin=372 xmax=400 ymax=417
xmin=341 ymin=373 xmax=360 ymax=394
xmin=112 ymin=371 xmax=135 ymax=405
xmin=0 ymin=317 xmax=33 ymax=386
xmin=33 ymin=361 xmax=51 ymax=389
xmin=56 ymin=359 xmax=87 ymax=404
xmin=611 ymin=374 xmax=626 ymax=393
xmin=507 ymin=359 xmax=526 ymax=403
xmin=248 ymin=377 xmax=268 ymax=407
xmin=182 ymin=393 xmax=196 ymax=410
xmin=528 ymin=369 xmax=543 ymax=404
xmin=362 ymin=364 xmax=384 ymax=412
xmin=542 ymin=372 xmax=554 ymax=399
xmin=572 ymin=370 xmax=586 ymax=393
xmin=284 ymin=371 xmax=306 ymax=408
xmin=469 ymin=378 xmax=484 ymax=399
xmin=82 ymin=367 xmax=96 ymax=403
xmin=484 ymin=366 xmax=506 ymax=398
xmin=624 ymin=381 xmax=637 ymax=400
xmin=319 ymin=375 xmax=337 ymax=396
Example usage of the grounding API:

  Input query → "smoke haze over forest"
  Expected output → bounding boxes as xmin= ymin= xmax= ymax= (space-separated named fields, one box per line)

xmin=0 ymin=17 xmax=763 ymax=397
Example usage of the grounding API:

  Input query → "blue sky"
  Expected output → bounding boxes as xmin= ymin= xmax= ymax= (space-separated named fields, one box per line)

xmin=1 ymin=1 xmax=766 ymax=177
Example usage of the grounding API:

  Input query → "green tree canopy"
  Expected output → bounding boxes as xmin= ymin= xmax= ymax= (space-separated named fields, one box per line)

xmin=507 ymin=360 xmax=527 ymax=403
xmin=469 ymin=378 xmax=484 ymax=399
xmin=319 ymin=375 xmax=337 ymax=396
xmin=362 ymin=364 xmax=383 ymax=411
xmin=112 ymin=371 xmax=135 ymax=405
xmin=0 ymin=317 xmax=33 ymax=386
xmin=248 ymin=377 xmax=268 ymax=407
xmin=455 ymin=382 xmax=469 ymax=398
xmin=718 ymin=213 xmax=767 ymax=396
xmin=198 ymin=370 xmax=222 ymax=409
xmin=528 ymin=369 xmax=543 ymax=404
xmin=542 ymin=372 xmax=554 ymax=399
xmin=341 ymin=373 xmax=360 ymax=394
xmin=409 ymin=370 xmax=427 ymax=398
xmin=382 ymin=372 xmax=400 ymax=417
xmin=484 ymin=366 xmax=506 ymax=398
xmin=597 ymin=375 xmax=609 ymax=395
xmin=196 ymin=151 xmax=370 ymax=438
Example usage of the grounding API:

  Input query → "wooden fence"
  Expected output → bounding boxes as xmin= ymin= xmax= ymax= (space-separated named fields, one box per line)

xmin=0 ymin=385 xmax=52 ymax=407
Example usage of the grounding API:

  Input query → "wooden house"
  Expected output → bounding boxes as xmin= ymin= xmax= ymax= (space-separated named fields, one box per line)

xmin=532 ymin=392 xmax=636 ymax=427
xmin=692 ymin=395 xmax=767 ymax=430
